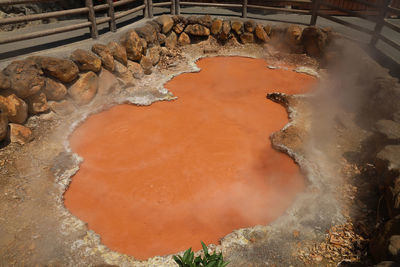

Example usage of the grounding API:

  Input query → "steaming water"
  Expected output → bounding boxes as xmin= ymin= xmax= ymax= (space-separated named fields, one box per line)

xmin=64 ymin=56 xmax=316 ymax=260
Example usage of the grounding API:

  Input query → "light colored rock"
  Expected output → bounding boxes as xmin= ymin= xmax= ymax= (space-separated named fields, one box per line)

xmin=92 ymin=44 xmax=115 ymax=72
xmin=255 ymin=24 xmax=269 ymax=43
xmin=155 ymin=14 xmax=174 ymax=34
xmin=114 ymin=61 xmax=135 ymax=87
xmin=27 ymin=92 xmax=49 ymax=114
xmin=68 ymin=72 xmax=98 ymax=105
xmin=107 ymin=41 xmax=128 ymax=65
xmin=184 ymin=24 xmax=210 ymax=36
xmin=127 ymin=61 xmax=144 ymax=79
xmin=136 ymin=24 xmax=159 ymax=45
xmin=178 ymin=32 xmax=191 ymax=46
xmin=43 ymin=77 xmax=67 ymax=101
xmin=211 ymin=19 xmax=222 ymax=35
xmin=140 ymin=56 xmax=152 ymax=75
xmin=165 ymin=31 xmax=177 ymax=49
xmin=70 ymin=49 xmax=101 ymax=73
xmin=9 ymin=123 xmax=32 ymax=145
xmin=231 ymin=21 xmax=243 ymax=35
xmin=0 ymin=94 xmax=28 ymax=124
xmin=0 ymin=72 xmax=11 ymax=90
xmin=244 ymin=20 xmax=256 ymax=33
xmin=173 ymin=22 xmax=185 ymax=34
xmin=148 ymin=46 xmax=161 ymax=66
xmin=219 ymin=21 xmax=231 ymax=41
xmin=32 ymin=56 xmax=79 ymax=83
xmin=120 ymin=30 xmax=145 ymax=61
xmin=48 ymin=100 xmax=75 ymax=116
xmin=98 ymin=68 xmax=119 ymax=95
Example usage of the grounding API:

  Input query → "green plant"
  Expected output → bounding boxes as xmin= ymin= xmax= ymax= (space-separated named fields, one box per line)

xmin=173 ymin=241 xmax=229 ymax=267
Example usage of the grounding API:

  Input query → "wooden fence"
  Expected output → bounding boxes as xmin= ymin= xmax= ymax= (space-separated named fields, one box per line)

xmin=0 ymin=0 xmax=398 ymax=53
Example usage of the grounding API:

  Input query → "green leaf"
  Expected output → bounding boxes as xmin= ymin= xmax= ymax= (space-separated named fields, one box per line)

xmin=201 ymin=241 xmax=209 ymax=256
xmin=222 ymin=262 xmax=229 ymax=267
xmin=183 ymin=248 xmax=192 ymax=263
xmin=173 ymin=255 xmax=183 ymax=266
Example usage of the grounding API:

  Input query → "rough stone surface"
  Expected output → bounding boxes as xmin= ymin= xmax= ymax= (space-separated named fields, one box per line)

xmin=68 ymin=72 xmax=98 ymax=105
xmin=155 ymin=14 xmax=174 ymax=34
xmin=43 ymin=77 xmax=67 ymax=101
xmin=127 ymin=61 xmax=144 ymax=79
xmin=0 ymin=111 xmax=8 ymax=141
xmin=0 ymin=94 xmax=28 ymax=124
xmin=140 ymin=56 xmax=152 ymax=75
xmin=219 ymin=21 xmax=231 ymax=41
xmin=184 ymin=24 xmax=210 ymax=36
xmin=48 ymin=100 xmax=75 ymax=116
xmin=3 ymin=59 xmax=45 ymax=99
xmin=113 ymin=61 xmax=134 ymax=86
xmin=377 ymin=145 xmax=400 ymax=170
xmin=9 ymin=123 xmax=32 ymax=145
xmin=264 ymin=25 xmax=272 ymax=35
xmin=240 ymin=32 xmax=254 ymax=44
xmin=97 ymin=68 xmax=119 ymax=96
xmin=301 ymin=26 xmax=328 ymax=58
xmin=119 ymin=30 xmax=144 ymax=61
xmin=135 ymin=24 xmax=159 ymax=45
xmin=33 ymin=56 xmax=79 ymax=83
xmin=70 ymin=49 xmax=102 ymax=73
xmin=148 ymin=46 xmax=161 ymax=66
xmin=0 ymin=72 xmax=11 ymax=90
xmin=107 ymin=41 xmax=128 ymax=65
xmin=178 ymin=32 xmax=191 ymax=46
xmin=376 ymin=120 xmax=400 ymax=139
xmin=211 ymin=19 xmax=222 ymax=35
xmin=158 ymin=33 xmax=166 ymax=45
xmin=244 ymin=20 xmax=256 ymax=33
xmin=165 ymin=31 xmax=177 ymax=49
xmin=371 ymin=215 xmax=400 ymax=263
xmin=91 ymin=44 xmax=115 ymax=72
xmin=285 ymin=25 xmax=303 ymax=53
xmin=231 ymin=21 xmax=243 ymax=35
xmin=255 ymin=24 xmax=269 ymax=43
xmin=173 ymin=22 xmax=185 ymax=34
xmin=187 ymin=15 xmax=212 ymax=28
xmin=26 ymin=92 xmax=49 ymax=114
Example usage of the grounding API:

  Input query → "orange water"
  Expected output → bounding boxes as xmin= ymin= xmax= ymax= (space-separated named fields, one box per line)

xmin=64 ymin=56 xmax=316 ymax=260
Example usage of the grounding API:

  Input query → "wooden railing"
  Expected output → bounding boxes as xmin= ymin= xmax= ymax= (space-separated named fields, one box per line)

xmin=0 ymin=0 xmax=398 ymax=53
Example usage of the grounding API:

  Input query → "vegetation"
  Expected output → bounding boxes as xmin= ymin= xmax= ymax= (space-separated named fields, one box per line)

xmin=173 ymin=241 xmax=229 ymax=267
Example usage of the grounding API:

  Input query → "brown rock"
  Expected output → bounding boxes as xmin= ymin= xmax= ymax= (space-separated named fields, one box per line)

xmin=136 ymin=24 xmax=159 ymax=45
xmin=219 ymin=21 xmax=231 ymax=41
xmin=231 ymin=21 xmax=243 ymax=35
xmin=70 ymin=49 xmax=102 ymax=73
xmin=178 ymin=32 xmax=191 ymax=46
xmin=148 ymin=47 xmax=161 ymax=66
xmin=43 ymin=78 xmax=67 ymax=101
xmin=27 ymin=92 xmax=49 ymax=114
xmin=285 ymin=25 xmax=303 ymax=53
xmin=92 ymin=44 xmax=115 ymax=72
xmin=155 ymin=14 xmax=174 ymax=34
xmin=264 ymin=25 xmax=272 ymax=35
xmin=127 ymin=61 xmax=144 ymax=79
xmin=9 ymin=123 xmax=32 ymax=145
xmin=187 ymin=15 xmax=212 ymax=28
xmin=119 ymin=30 xmax=144 ymax=61
xmin=68 ymin=72 xmax=98 ymax=105
xmin=185 ymin=24 xmax=210 ymax=36
xmin=226 ymin=36 xmax=241 ymax=46
xmin=140 ymin=56 xmax=152 ymax=75
xmin=211 ymin=19 xmax=223 ymax=35
xmin=173 ymin=23 xmax=185 ymax=34
xmin=0 ymin=94 xmax=28 ymax=124
xmin=33 ymin=56 xmax=79 ymax=83
xmin=0 ymin=111 xmax=8 ymax=141
xmin=0 ymin=72 xmax=11 ymax=90
xmin=240 ymin=32 xmax=254 ymax=44
xmin=244 ymin=20 xmax=256 ymax=33
xmin=107 ymin=41 xmax=128 ymax=65
xmin=48 ymin=100 xmax=75 ymax=116
xmin=301 ymin=26 xmax=327 ymax=58
xmin=114 ymin=61 xmax=135 ymax=87
xmin=165 ymin=31 xmax=177 ymax=49
xmin=158 ymin=33 xmax=166 ymax=45
xmin=255 ymin=24 xmax=270 ymax=43
xmin=3 ymin=59 xmax=45 ymax=99
xmin=98 ymin=68 xmax=119 ymax=96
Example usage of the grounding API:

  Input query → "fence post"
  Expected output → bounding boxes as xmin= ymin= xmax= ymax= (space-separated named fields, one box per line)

xmin=171 ymin=0 xmax=176 ymax=15
xmin=242 ymin=0 xmax=248 ymax=18
xmin=310 ymin=0 xmax=320 ymax=25
xmin=86 ymin=0 xmax=98 ymax=39
xmin=370 ymin=0 xmax=391 ymax=46
xmin=176 ymin=0 xmax=181 ymax=15
xmin=148 ymin=0 xmax=154 ymax=18
xmin=144 ymin=0 xmax=149 ymax=18
xmin=106 ymin=0 xmax=116 ymax=32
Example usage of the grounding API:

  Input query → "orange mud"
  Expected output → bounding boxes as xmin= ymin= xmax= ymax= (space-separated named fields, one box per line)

xmin=64 ymin=56 xmax=316 ymax=260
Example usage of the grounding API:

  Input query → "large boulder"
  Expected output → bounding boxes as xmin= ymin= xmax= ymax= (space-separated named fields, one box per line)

xmin=0 ymin=94 xmax=28 ymax=124
xmin=26 ymin=92 xmax=49 ymax=114
xmin=68 ymin=71 xmax=98 ymax=105
xmin=48 ymin=100 xmax=75 ymax=116
xmin=140 ymin=56 xmax=152 ymax=75
xmin=178 ymin=32 xmax=191 ymax=46
xmin=135 ymin=24 xmax=159 ymax=45
xmin=0 ymin=111 xmax=8 ymax=142
xmin=211 ymin=19 xmax=223 ymax=35
xmin=301 ymin=26 xmax=328 ymax=58
xmin=9 ymin=123 xmax=32 ymax=145
xmin=240 ymin=32 xmax=254 ymax=44
xmin=184 ymin=24 xmax=210 ymax=36
xmin=231 ymin=21 xmax=243 ymax=35
xmin=148 ymin=46 xmax=161 ymax=66
xmin=285 ymin=25 xmax=303 ymax=53
xmin=155 ymin=14 xmax=174 ymax=34
xmin=165 ymin=31 xmax=177 ymax=49
xmin=113 ymin=61 xmax=135 ymax=87
xmin=92 ymin=44 xmax=115 ymax=72
xmin=97 ymin=68 xmax=119 ymax=96
xmin=32 ymin=56 xmax=79 ymax=83
xmin=3 ymin=59 xmax=45 ymax=99
xmin=187 ymin=15 xmax=212 ymax=28
xmin=120 ymin=30 xmax=145 ymax=61
xmin=173 ymin=22 xmax=185 ymax=34
xmin=107 ymin=41 xmax=128 ymax=65
xmin=43 ymin=77 xmax=67 ymax=101
xmin=70 ymin=49 xmax=102 ymax=72
xmin=0 ymin=72 xmax=11 ymax=90
xmin=127 ymin=61 xmax=144 ymax=79
xmin=244 ymin=20 xmax=256 ymax=33
xmin=255 ymin=24 xmax=269 ymax=43
xmin=219 ymin=21 xmax=231 ymax=41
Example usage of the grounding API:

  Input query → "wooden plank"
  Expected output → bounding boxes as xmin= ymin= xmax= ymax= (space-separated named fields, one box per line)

xmin=310 ymin=0 xmax=320 ymax=25
xmin=242 ymin=0 xmax=248 ymax=18
xmin=0 ymin=0 xmax=57 ymax=5
xmin=383 ymin=19 xmax=400 ymax=32
xmin=93 ymin=3 xmax=110 ymax=12
xmin=371 ymin=0 xmax=391 ymax=45
xmin=247 ymin=4 xmax=311 ymax=14
xmin=377 ymin=32 xmax=400 ymax=50
xmin=317 ymin=12 xmax=375 ymax=34
xmin=106 ymin=0 xmax=116 ymax=32
xmin=0 ymin=21 xmax=91 ymax=44
xmin=114 ymin=5 xmax=146 ymax=20
xmin=179 ymin=2 xmax=242 ymax=8
xmin=388 ymin=5 xmax=400 ymax=13
xmin=171 ymin=0 xmax=176 ymax=15
xmin=113 ymin=0 xmax=139 ymax=8
xmin=153 ymin=2 xmax=171 ymax=7
xmin=149 ymin=0 xmax=154 ymax=18
xmin=176 ymin=0 xmax=181 ymax=14
xmin=319 ymin=1 xmax=377 ymax=21
xmin=86 ymin=0 xmax=98 ymax=39
xmin=144 ymin=0 xmax=149 ymax=17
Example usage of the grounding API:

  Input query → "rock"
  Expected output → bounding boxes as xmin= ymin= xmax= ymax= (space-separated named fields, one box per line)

xmin=107 ymin=41 xmax=128 ymax=65
xmin=244 ymin=20 xmax=256 ymax=33
xmin=155 ymin=14 xmax=174 ymax=34
xmin=301 ymin=26 xmax=328 ymax=58
xmin=165 ymin=31 xmax=177 ymax=49
xmin=113 ymin=61 xmax=134 ymax=86
xmin=48 ymin=100 xmax=75 ymax=116
xmin=219 ymin=21 xmax=231 ymax=41
xmin=68 ymin=72 xmax=98 ymax=105
xmin=185 ymin=24 xmax=210 ymax=36
xmin=91 ymin=44 xmax=115 ymax=72
xmin=0 ymin=72 xmax=11 ymax=90
xmin=172 ymin=15 xmax=187 ymax=24
xmin=377 ymin=145 xmax=400 ymax=170
xmin=9 ymin=123 xmax=32 ymax=145
xmin=0 ymin=111 xmax=8 ymax=141
xmin=158 ymin=33 xmax=166 ymax=45
xmin=264 ymin=25 xmax=272 ymax=35
xmin=240 ymin=32 xmax=254 ymax=44
xmin=255 ymin=24 xmax=269 ymax=43
xmin=3 ymin=59 xmax=45 ymax=99
xmin=26 ymin=92 xmax=49 ymax=114
xmin=119 ymin=30 xmax=144 ymax=61
xmin=0 ymin=94 xmax=28 ymax=124
xmin=127 ymin=61 xmax=144 ymax=79
xmin=140 ymin=56 xmax=152 ymax=75
xmin=285 ymin=25 xmax=303 ymax=53
xmin=231 ymin=21 xmax=243 ymax=35
xmin=226 ymin=36 xmax=241 ymax=46
xmin=211 ymin=19 xmax=223 ymax=35
xmin=187 ymin=15 xmax=212 ymax=28
xmin=370 ymin=215 xmax=400 ymax=263
xmin=148 ymin=46 xmax=161 ymax=66
xmin=70 ymin=49 xmax=102 ymax=73
xmin=375 ymin=261 xmax=400 ymax=267
xmin=33 ymin=56 xmax=79 ymax=83
xmin=146 ymin=20 xmax=161 ymax=33
xmin=135 ymin=24 xmax=159 ymax=45
xmin=43 ymin=77 xmax=67 ymax=101
xmin=388 ymin=235 xmax=400 ymax=262
xmin=178 ymin=32 xmax=191 ymax=46
xmin=376 ymin=120 xmax=400 ymax=139
xmin=173 ymin=22 xmax=185 ymax=34
xmin=97 ymin=68 xmax=119 ymax=95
